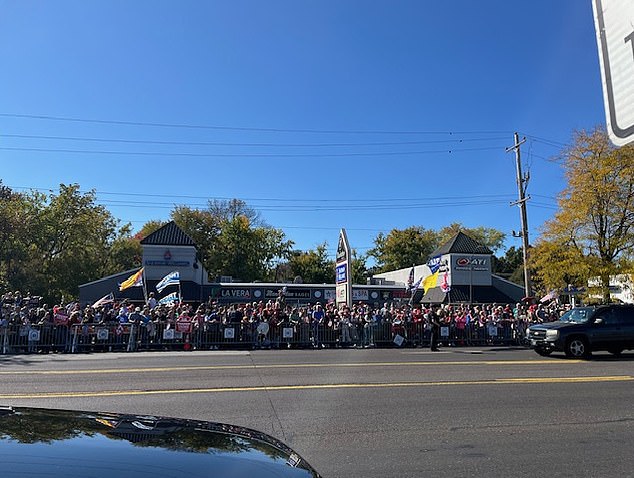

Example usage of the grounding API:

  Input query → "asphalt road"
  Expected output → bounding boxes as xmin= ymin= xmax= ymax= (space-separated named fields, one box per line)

xmin=1 ymin=347 xmax=634 ymax=477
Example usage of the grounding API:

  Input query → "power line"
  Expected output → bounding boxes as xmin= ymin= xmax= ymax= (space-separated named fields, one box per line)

xmin=0 ymin=145 xmax=504 ymax=158
xmin=116 ymin=219 xmax=389 ymax=233
xmin=0 ymin=133 xmax=509 ymax=148
xmin=0 ymin=112 xmax=514 ymax=136
xmin=530 ymin=202 xmax=558 ymax=210
xmin=532 ymin=193 xmax=558 ymax=201
xmin=107 ymin=217 xmax=391 ymax=234
xmin=521 ymin=133 xmax=570 ymax=148
xmin=92 ymin=196 xmax=515 ymax=208
xmin=9 ymin=185 xmax=514 ymax=204
xmin=96 ymin=199 xmax=510 ymax=212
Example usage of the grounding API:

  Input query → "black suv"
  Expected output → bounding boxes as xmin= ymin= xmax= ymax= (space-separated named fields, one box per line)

xmin=526 ymin=305 xmax=634 ymax=358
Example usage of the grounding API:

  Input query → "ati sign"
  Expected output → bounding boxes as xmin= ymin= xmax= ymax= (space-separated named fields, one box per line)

xmin=454 ymin=257 xmax=489 ymax=271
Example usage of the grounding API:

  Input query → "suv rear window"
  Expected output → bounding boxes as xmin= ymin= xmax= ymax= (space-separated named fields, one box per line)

xmin=559 ymin=307 xmax=594 ymax=324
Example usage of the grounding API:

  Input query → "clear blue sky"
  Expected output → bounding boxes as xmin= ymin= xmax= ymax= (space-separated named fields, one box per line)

xmin=0 ymin=0 xmax=604 ymax=260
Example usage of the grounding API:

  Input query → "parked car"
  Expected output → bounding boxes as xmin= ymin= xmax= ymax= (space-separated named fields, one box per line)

xmin=526 ymin=304 xmax=634 ymax=358
xmin=0 ymin=406 xmax=321 ymax=477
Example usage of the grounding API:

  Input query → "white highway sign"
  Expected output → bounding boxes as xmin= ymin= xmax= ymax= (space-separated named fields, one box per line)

xmin=593 ymin=0 xmax=634 ymax=146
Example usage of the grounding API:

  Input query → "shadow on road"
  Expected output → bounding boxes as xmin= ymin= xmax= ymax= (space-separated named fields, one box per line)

xmin=0 ymin=355 xmax=39 ymax=366
xmin=534 ymin=352 xmax=634 ymax=362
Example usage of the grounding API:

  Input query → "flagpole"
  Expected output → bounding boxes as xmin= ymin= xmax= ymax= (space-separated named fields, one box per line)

xmin=142 ymin=268 xmax=148 ymax=305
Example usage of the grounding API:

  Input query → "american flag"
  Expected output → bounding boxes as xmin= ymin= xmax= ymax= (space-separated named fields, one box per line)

xmin=91 ymin=292 xmax=114 ymax=309
xmin=407 ymin=266 xmax=415 ymax=290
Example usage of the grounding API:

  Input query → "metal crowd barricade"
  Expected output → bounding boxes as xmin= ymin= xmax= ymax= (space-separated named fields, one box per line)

xmin=0 ymin=324 xmax=70 ymax=354
xmin=0 ymin=320 xmax=528 ymax=355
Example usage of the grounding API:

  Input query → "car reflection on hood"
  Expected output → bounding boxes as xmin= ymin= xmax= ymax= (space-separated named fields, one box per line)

xmin=0 ymin=406 xmax=320 ymax=477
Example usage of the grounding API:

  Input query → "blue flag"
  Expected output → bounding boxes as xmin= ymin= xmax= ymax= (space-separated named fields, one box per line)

xmin=158 ymin=291 xmax=179 ymax=305
xmin=156 ymin=271 xmax=180 ymax=294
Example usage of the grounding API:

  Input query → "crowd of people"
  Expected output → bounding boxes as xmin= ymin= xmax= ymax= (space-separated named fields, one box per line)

xmin=1 ymin=289 xmax=576 ymax=351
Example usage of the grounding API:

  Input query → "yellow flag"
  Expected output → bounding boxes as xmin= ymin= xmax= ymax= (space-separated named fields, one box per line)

xmin=119 ymin=268 xmax=144 ymax=291
xmin=422 ymin=271 xmax=439 ymax=292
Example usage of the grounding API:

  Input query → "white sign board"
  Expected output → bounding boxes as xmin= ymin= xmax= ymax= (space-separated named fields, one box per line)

xmin=335 ymin=228 xmax=353 ymax=309
xmin=593 ymin=0 xmax=634 ymax=145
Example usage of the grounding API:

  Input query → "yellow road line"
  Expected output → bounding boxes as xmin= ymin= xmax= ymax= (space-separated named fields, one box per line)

xmin=1 ymin=375 xmax=630 ymax=399
xmin=0 ymin=360 xmax=580 ymax=376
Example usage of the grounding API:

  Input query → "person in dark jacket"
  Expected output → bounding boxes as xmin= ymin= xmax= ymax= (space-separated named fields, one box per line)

xmin=429 ymin=306 xmax=441 ymax=351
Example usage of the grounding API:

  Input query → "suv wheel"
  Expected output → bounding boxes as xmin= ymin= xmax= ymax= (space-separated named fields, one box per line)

xmin=565 ymin=337 xmax=590 ymax=358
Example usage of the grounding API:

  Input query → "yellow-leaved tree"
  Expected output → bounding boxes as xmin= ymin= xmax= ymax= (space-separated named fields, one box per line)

xmin=531 ymin=127 xmax=634 ymax=302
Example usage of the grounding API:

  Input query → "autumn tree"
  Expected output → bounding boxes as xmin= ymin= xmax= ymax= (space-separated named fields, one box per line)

xmin=531 ymin=128 xmax=634 ymax=301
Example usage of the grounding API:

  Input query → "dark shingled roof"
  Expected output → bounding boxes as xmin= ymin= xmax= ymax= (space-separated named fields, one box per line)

xmin=140 ymin=221 xmax=196 ymax=246
xmin=419 ymin=285 xmax=516 ymax=305
xmin=428 ymin=231 xmax=492 ymax=258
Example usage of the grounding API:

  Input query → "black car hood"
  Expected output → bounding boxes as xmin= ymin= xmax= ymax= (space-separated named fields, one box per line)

xmin=0 ymin=406 xmax=320 ymax=478
xmin=529 ymin=321 xmax=583 ymax=330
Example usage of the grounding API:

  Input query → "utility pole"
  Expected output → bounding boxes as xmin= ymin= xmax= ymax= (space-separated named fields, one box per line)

xmin=506 ymin=132 xmax=532 ymax=299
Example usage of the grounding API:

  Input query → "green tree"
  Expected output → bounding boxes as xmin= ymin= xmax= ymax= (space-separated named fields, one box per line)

xmin=350 ymin=249 xmax=370 ymax=284
xmin=531 ymin=127 xmax=634 ymax=301
xmin=0 ymin=183 xmax=38 ymax=291
xmin=492 ymin=246 xmax=524 ymax=282
xmin=286 ymin=243 xmax=334 ymax=284
xmin=106 ymin=223 xmax=143 ymax=274
xmin=369 ymin=226 xmax=439 ymax=272
xmin=169 ymin=200 xmax=293 ymax=282
xmin=33 ymin=184 xmax=121 ymax=300
xmin=0 ymin=183 xmax=137 ymax=301
xmin=135 ymin=220 xmax=167 ymax=241
xmin=437 ymin=223 xmax=506 ymax=253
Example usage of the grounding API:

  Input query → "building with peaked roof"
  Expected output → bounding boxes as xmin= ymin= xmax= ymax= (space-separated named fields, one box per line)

xmin=79 ymin=221 xmax=410 ymax=306
xmin=371 ymin=231 xmax=524 ymax=304
xmin=80 ymin=221 xmax=214 ymax=305
xmin=140 ymin=221 xmax=196 ymax=247
xmin=80 ymin=225 xmax=522 ymax=307
xmin=428 ymin=231 xmax=493 ymax=256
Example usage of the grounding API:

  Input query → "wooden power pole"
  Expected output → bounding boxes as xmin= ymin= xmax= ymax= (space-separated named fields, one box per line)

xmin=507 ymin=132 xmax=532 ymax=299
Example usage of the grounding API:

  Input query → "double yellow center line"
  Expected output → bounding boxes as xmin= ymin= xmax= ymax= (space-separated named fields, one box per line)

xmin=1 ymin=375 xmax=631 ymax=400
xmin=0 ymin=359 xmax=579 ymax=376
xmin=2 ymin=359 xmax=627 ymax=399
